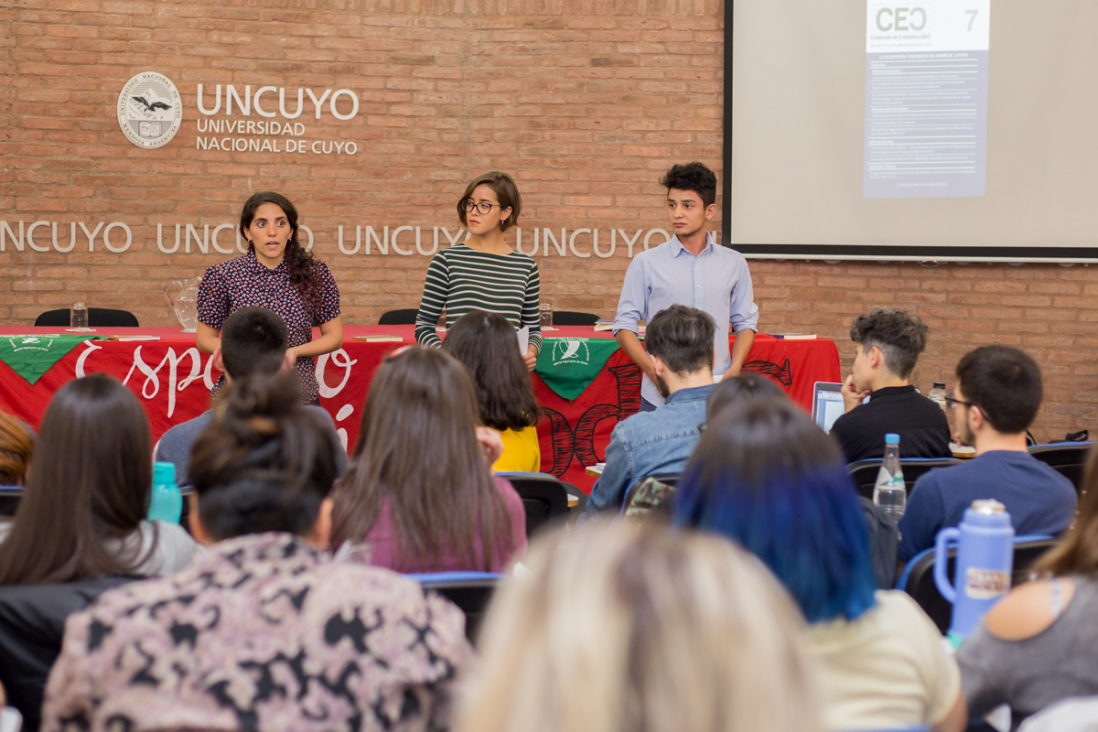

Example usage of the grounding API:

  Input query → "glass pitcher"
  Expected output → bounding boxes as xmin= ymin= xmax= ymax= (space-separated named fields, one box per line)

xmin=164 ymin=276 xmax=202 ymax=332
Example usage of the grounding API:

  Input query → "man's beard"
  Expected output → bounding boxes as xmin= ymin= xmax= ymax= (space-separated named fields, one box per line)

xmin=655 ymin=373 xmax=671 ymax=399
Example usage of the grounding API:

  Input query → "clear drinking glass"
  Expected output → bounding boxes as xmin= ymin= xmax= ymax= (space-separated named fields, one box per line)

xmin=540 ymin=303 xmax=554 ymax=331
xmin=69 ymin=301 xmax=89 ymax=330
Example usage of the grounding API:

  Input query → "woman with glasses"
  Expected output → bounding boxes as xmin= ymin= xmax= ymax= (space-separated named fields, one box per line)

xmin=414 ymin=172 xmax=542 ymax=370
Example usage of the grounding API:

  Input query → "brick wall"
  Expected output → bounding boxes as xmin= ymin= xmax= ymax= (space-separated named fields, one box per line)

xmin=3 ymin=0 xmax=1096 ymax=439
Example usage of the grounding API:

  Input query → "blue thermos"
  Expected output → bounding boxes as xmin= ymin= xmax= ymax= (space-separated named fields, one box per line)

xmin=148 ymin=461 xmax=183 ymax=524
xmin=933 ymin=499 xmax=1014 ymax=645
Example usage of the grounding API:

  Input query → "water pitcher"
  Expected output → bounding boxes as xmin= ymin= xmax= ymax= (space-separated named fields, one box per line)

xmin=164 ymin=276 xmax=202 ymax=332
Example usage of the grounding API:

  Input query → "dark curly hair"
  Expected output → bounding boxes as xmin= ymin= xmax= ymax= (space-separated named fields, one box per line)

xmin=849 ymin=308 xmax=929 ymax=379
xmin=239 ymin=191 xmax=323 ymax=320
xmin=660 ymin=162 xmax=718 ymax=208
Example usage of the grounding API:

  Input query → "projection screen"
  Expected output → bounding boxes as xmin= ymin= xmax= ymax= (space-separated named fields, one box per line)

xmin=724 ymin=1 xmax=1098 ymax=261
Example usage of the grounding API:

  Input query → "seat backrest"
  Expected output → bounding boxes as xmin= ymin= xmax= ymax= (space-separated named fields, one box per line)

xmin=33 ymin=308 xmax=139 ymax=327
xmin=551 ymin=311 xmax=599 ymax=326
xmin=406 ymin=572 xmax=503 ymax=644
xmin=1029 ymin=442 xmax=1094 ymax=494
xmin=898 ymin=536 xmax=1057 ymax=634
xmin=377 ymin=308 xmax=419 ymax=325
xmin=495 ymin=473 xmax=570 ymax=538
xmin=847 ymin=458 xmax=963 ymax=501
xmin=0 ymin=486 xmax=23 ymax=518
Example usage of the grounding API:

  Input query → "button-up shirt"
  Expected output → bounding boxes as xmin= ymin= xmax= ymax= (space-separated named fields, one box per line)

xmin=613 ymin=233 xmax=759 ymax=406
xmin=197 ymin=250 xmax=341 ymax=403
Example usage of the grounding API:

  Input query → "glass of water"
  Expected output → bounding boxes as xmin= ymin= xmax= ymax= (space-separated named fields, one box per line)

xmin=69 ymin=301 xmax=90 ymax=331
xmin=540 ymin=303 xmax=554 ymax=331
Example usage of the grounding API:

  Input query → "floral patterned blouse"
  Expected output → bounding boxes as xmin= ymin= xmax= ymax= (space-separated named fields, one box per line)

xmin=197 ymin=250 xmax=341 ymax=403
xmin=41 ymin=532 xmax=470 ymax=732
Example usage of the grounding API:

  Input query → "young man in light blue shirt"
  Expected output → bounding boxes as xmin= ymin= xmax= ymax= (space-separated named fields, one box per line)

xmin=613 ymin=162 xmax=759 ymax=411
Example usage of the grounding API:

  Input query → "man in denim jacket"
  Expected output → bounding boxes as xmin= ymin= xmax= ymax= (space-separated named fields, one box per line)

xmin=586 ymin=305 xmax=717 ymax=515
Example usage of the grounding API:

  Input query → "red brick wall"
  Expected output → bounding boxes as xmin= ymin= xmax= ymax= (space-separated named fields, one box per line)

xmin=3 ymin=0 xmax=1096 ymax=439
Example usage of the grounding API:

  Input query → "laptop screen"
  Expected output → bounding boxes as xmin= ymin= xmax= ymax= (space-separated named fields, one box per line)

xmin=812 ymin=382 xmax=845 ymax=434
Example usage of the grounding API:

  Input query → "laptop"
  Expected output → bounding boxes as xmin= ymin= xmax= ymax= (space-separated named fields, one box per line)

xmin=812 ymin=381 xmax=845 ymax=434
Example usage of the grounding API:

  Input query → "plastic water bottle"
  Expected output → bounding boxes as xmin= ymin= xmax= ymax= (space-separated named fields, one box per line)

xmin=873 ymin=433 xmax=906 ymax=522
xmin=928 ymin=382 xmax=947 ymax=413
xmin=148 ymin=462 xmax=182 ymax=524
xmin=934 ymin=499 xmax=1015 ymax=645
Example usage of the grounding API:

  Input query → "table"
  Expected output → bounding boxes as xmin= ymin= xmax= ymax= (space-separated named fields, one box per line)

xmin=0 ymin=326 xmax=840 ymax=492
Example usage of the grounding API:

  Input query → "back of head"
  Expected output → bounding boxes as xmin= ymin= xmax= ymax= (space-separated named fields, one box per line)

xmin=457 ymin=523 xmax=821 ymax=732
xmin=706 ymin=373 xmax=786 ymax=422
xmin=220 ymin=306 xmax=289 ymax=380
xmin=675 ymin=398 xmax=877 ymax=623
xmin=0 ymin=374 xmax=152 ymax=585
xmin=333 ymin=347 xmax=512 ymax=571
xmin=645 ymin=305 xmax=715 ymax=376
xmin=956 ymin=344 xmax=1042 ymax=434
xmin=659 ymin=162 xmax=718 ymax=208
xmin=849 ymin=308 xmax=929 ymax=379
xmin=188 ymin=372 xmax=337 ymax=541
xmin=0 ymin=412 xmax=33 ymax=486
xmin=442 ymin=310 xmax=539 ymax=432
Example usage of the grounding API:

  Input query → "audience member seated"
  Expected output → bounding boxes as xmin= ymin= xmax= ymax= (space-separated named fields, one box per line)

xmin=957 ymin=444 xmax=1098 ymax=729
xmin=331 ymin=347 xmax=526 ymax=573
xmin=899 ymin=345 xmax=1076 ymax=563
xmin=456 ymin=522 xmax=822 ymax=732
xmin=442 ymin=309 xmax=542 ymax=472
xmin=40 ymin=373 xmax=470 ymax=732
xmin=675 ymin=398 xmax=966 ymax=732
xmin=586 ymin=305 xmax=716 ymax=515
xmin=156 ymin=306 xmax=347 ymax=486
xmin=0 ymin=411 xmax=32 ymax=488
xmin=831 ymin=308 xmax=951 ymax=462
xmin=0 ymin=374 xmax=197 ymax=732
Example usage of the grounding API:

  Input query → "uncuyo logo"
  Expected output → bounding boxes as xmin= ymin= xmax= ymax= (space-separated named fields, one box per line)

xmin=117 ymin=72 xmax=182 ymax=149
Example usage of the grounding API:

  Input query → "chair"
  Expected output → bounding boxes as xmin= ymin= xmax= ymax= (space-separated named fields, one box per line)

xmin=405 ymin=571 xmax=502 ymax=643
xmin=847 ymin=458 xmax=963 ymax=501
xmin=34 ymin=308 xmax=139 ymax=327
xmin=1029 ymin=442 xmax=1093 ymax=494
xmin=377 ymin=308 xmax=419 ymax=325
xmin=497 ymin=472 xmax=572 ymax=537
xmin=897 ymin=535 xmax=1057 ymax=634
xmin=0 ymin=486 xmax=22 ymax=518
xmin=550 ymin=311 xmax=600 ymax=326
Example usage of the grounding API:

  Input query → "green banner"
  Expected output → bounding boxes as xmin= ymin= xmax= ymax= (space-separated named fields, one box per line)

xmin=535 ymin=337 xmax=621 ymax=401
xmin=0 ymin=334 xmax=107 ymax=385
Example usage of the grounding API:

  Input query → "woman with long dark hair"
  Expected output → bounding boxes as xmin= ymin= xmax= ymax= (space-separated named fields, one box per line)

xmin=674 ymin=398 xmax=966 ymax=732
xmin=0 ymin=374 xmax=196 ymax=731
xmin=443 ymin=310 xmax=541 ymax=472
xmin=414 ymin=172 xmax=542 ymax=371
xmin=332 ymin=347 xmax=526 ymax=573
xmin=196 ymin=191 xmax=343 ymax=404
xmin=956 ymin=445 xmax=1098 ymax=727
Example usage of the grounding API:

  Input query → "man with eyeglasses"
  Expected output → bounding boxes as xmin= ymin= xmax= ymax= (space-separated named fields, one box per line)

xmin=897 ymin=345 xmax=1077 ymax=564
xmin=613 ymin=162 xmax=759 ymax=412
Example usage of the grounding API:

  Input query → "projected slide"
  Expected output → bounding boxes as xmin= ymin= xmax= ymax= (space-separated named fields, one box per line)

xmin=728 ymin=1 xmax=1098 ymax=259
xmin=864 ymin=1 xmax=991 ymax=199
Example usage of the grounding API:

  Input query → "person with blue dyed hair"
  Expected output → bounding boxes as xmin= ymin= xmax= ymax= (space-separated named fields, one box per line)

xmin=675 ymin=398 xmax=967 ymax=732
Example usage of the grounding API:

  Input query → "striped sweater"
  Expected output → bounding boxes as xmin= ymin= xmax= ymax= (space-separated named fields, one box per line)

xmin=415 ymin=244 xmax=543 ymax=351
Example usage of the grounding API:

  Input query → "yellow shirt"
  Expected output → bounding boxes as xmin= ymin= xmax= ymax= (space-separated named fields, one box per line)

xmin=493 ymin=425 xmax=541 ymax=473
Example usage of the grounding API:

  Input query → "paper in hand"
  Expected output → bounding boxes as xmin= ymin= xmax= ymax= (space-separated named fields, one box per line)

xmin=517 ymin=325 xmax=529 ymax=355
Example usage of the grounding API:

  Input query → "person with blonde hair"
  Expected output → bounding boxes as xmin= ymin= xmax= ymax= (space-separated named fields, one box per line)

xmin=456 ymin=523 xmax=822 ymax=732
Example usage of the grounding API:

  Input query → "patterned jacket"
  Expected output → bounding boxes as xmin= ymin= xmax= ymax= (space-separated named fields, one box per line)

xmin=41 ymin=532 xmax=471 ymax=732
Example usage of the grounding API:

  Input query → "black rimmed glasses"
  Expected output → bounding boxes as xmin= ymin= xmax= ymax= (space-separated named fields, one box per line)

xmin=461 ymin=199 xmax=503 ymax=215
xmin=944 ymin=394 xmax=973 ymax=410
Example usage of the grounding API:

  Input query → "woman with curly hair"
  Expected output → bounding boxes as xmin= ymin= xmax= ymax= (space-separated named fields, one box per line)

xmin=196 ymin=191 xmax=343 ymax=404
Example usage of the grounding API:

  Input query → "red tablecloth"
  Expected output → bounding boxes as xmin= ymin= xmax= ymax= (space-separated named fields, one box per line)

xmin=0 ymin=326 xmax=840 ymax=493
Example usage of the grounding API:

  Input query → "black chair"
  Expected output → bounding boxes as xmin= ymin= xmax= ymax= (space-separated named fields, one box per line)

xmin=497 ymin=472 xmax=572 ymax=537
xmin=551 ymin=311 xmax=600 ymax=327
xmin=377 ymin=308 xmax=419 ymax=325
xmin=0 ymin=486 xmax=22 ymax=518
xmin=847 ymin=458 xmax=963 ymax=501
xmin=407 ymin=572 xmax=502 ymax=644
xmin=34 ymin=308 xmax=139 ymax=327
xmin=1029 ymin=442 xmax=1093 ymax=494
xmin=898 ymin=536 xmax=1057 ymax=634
